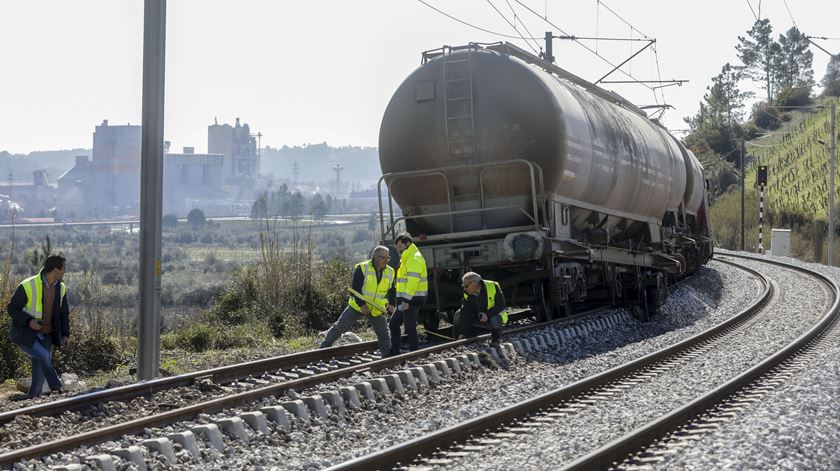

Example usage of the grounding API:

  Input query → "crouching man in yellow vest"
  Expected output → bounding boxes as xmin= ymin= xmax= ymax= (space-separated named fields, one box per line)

xmin=319 ymin=246 xmax=396 ymax=357
xmin=454 ymin=272 xmax=508 ymax=346
xmin=6 ymin=254 xmax=70 ymax=398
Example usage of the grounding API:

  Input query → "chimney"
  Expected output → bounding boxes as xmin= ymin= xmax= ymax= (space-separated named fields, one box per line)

xmin=164 ymin=141 xmax=171 ymax=153
xmin=235 ymin=117 xmax=240 ymax=127
xmin=102 ymin=119 xmax=109 ymax=126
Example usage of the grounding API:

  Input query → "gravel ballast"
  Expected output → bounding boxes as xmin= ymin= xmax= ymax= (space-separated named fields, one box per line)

xmin=12 ymin=260 xmax=772 ymax=470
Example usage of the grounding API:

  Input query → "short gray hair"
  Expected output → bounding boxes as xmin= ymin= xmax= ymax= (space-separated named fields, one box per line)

xmin=462 ymin=271 xmax=482 ymax=286
xmin=373 ymin=245 xmax=390 ymax=257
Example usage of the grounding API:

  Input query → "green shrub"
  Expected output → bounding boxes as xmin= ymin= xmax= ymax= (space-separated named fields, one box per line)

xmin=0 ymin=315 xmax=25 ymax=382
xmin=752 ymin=103 xmax=781 ymax=130
xmin=54 ymin=335 xmax=124 ymax=375
xmin=162 ymin=322 xmax=269 ymax=352
xmin=775 ymin=86 xmax=812 ymax=108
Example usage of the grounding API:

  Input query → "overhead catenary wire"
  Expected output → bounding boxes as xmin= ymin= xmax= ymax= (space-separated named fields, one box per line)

xmin=505 ymin=0 xmax=541 ymax=53
xmin=745 ymin=0 xmax=759 ymax=21
xmin=486 ymin=0 xmax=540 ymax=54
xmin=596 ymin=0 xmax=668 ymax=109
xmin=513 ymin=0 xmax=655 ymax=92
xmin=781 ymin=0 xmax=797 ymax=28
xmin=416 ymin=0 xmax=540 ymax=40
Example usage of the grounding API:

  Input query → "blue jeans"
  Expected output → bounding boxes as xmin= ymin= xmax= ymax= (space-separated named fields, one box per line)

xmin=320 ymin=305 xmax=391 ymax=357
xmin=19 ymin=334 xmax=62 ymax=397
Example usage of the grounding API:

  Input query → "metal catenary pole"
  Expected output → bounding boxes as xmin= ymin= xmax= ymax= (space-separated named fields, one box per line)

xmin=741 ymin=139 xmax=745 ymax=251
xmin=138 ymin=0 xmax=166 ymax=380
xmin=830 ymin=102 xmax=836 ymax=266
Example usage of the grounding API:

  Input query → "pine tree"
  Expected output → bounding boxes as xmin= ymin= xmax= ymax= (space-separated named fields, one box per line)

xmin=774 ymin=26 xmax=814 ymax=91
xmin=822 ymin=55 xmax=840 ymax=97
xmin=736 ymin=19 xmax=781 ymax=102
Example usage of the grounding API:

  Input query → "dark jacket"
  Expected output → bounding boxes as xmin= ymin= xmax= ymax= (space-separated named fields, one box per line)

xmin=460 ymin=281 xmax=506 ymax=320
xmin=351 ymin=260 xmax=397 ymax=308
xmin=7 ymin=271 xmax=70 ymax=348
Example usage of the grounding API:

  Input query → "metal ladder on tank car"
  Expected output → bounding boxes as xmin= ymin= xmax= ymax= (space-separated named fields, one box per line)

xmin=442 ymin=49 xmax=478 ymax=166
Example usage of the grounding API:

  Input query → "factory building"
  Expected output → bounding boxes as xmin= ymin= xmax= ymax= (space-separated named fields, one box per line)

xmin=162 ymin=146 xmax=226 ymax=215
xmin=0 ymin=170 xmax=57 ymax=218
xmin=91 ymin=120 xmax=142 ymax=216
xmin=208 ymin=117 xmax=260 ymax=199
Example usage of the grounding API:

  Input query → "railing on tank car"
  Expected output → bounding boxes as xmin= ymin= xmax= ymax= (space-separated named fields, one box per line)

xmin=420 ymin=42 xmax=503 ymax=64
xmin=377 ymin=159 xmax=546 ymax=242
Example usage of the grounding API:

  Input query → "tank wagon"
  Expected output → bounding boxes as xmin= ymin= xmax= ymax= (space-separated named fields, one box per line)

xmin=378 ymin=42 xmax=713 ymax=328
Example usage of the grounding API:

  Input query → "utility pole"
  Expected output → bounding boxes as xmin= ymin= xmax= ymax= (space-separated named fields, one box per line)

xmin=830 ymin=102 xmax=836 ymax=266
xmin=138 ymin=0 xmax=166 ymax=381
xmin=741 ymin=138 xmax=745 ymax=251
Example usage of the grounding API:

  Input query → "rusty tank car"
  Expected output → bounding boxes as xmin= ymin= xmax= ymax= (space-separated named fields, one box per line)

xmin=377 ymin=42 xmax=713 ymax=328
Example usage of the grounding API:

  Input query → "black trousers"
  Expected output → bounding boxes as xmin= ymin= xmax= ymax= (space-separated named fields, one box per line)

xmin=389 ymin=304 xmax=419 ymax=353
xmin=454 ymin=309 xmax=502 ymax=342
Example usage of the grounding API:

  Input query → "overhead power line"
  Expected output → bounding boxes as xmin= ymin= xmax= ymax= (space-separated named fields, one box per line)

xmin=781 ymin=0 xmax=797 ymax=28
xmin=513 ymin=0 xmax=655 ymax=92
xmin=485 ymin=0 xmax=540 ymax=54
xmin=416 ymin=0 xmax=539 ymax=40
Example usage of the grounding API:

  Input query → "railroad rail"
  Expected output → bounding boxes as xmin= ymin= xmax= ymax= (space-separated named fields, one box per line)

xmin=0 ymin=307 xmax=611 ymax=466
xmin=0 ymin=309 xmax=537 ymax=425
xmin=325 ymin=257 xmax=778 ymax=470
xmin=564 ymin=253 xmax=840 ymax=470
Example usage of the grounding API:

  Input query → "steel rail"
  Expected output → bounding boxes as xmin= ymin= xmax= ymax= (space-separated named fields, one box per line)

xmin=0 ymin=339 xmax=381 ymax=425
xmin=0 ymin=312 xmax=594 ymax=466
xmin=324 ymin=258 xmax=772 ymax=470
xmin=562 ymin=253 xmax=840 ymax=470
xmin=0 ymin=306 xmax=540 ymax=426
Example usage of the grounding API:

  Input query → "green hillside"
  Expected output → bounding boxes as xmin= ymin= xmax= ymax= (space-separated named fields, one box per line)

xmin=709 ymin=96 xmax=840 ymax=262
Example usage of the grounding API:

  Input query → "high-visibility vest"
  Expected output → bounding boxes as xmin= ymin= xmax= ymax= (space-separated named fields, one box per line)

xmin=464 ymin=280 xmax=508 ymax=324
xmin=396 ymin=243 xmax=428 ymax=300
xmin=348 ymin=260 xmax=395 ymax=316
xmin=19 ymin=274 xmax=66 ymax=321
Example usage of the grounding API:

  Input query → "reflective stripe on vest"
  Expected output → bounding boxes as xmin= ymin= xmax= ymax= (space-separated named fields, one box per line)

xmin=348 ymin=260 xmax=394 ymax=316
xmin=19 ymin=275 xmax=66 ymax=321
xmin=396 ymin=243 xmax=428 ymax=299
xmin=464 ymin=280 xmax=508 ymax=324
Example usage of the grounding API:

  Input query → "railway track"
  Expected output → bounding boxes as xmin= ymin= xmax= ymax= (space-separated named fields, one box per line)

xmin=0 ymin=260 xmax=751 ymax=469
xmin=325 ymin=254 xmax=837 ymax=470
xmin=0 ymin=305 xmax=620 ymax=467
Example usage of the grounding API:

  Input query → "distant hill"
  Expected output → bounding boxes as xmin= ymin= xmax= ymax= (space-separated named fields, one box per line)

xmin=728 ymin=97 xmax=840 ymax=219
xmin=260 ymin=143 xmax=380 ymax=186
xmin=0 ymin=149 xmax=87 ymax=183
xmin=709 ymin=96 xmax=840 ymax=256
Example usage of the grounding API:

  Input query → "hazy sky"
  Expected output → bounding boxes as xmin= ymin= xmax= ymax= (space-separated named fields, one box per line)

xmin=0 ymin=0 xmax=837 ymax=154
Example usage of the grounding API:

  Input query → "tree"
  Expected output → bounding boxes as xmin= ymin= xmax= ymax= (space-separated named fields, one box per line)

xmin=736 ymin=19 xmax=781 ymax=102
xmin=283 ymin=192 xmax=304 ymax=220
xmin=162 ymin=213 xmax=178 ymax=230
xmin=822 ymin=55 xmax=840 ymax=97
xmin=774 ymin=26 xmax=814 ymax=92
xmin=309 ymin=193 xmax=329 ymax=221
xmin=684 ymin=63 xmax=749 ymax=159
xmin=187 ymin=208 xmax=206 ymax=230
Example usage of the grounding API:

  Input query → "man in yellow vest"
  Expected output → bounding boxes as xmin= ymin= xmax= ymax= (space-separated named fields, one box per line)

xmin=320 ymin=246 xmax=395 ymax=357
xmin=7 ymin=254 xmax=70 ymax=398
xmin=454 ymin=271 xmax=507 ymax=346
xmin=389 ymin=233 xmax=428 ymax=355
